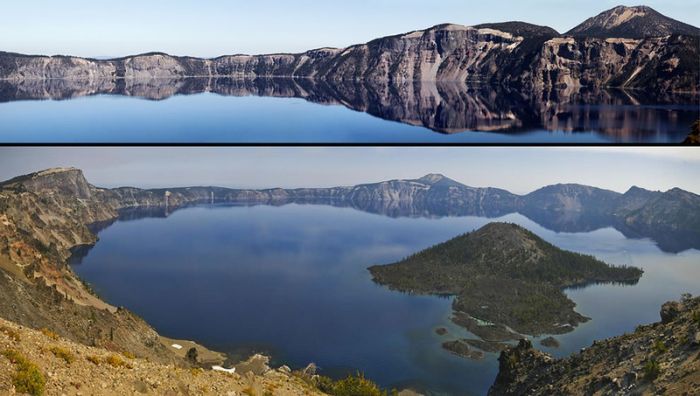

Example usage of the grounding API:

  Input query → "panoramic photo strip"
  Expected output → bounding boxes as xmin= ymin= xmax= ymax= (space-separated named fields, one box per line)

xmin=0 ymin=147 xmax=699 ymax=395
xmin=0 ymin=1 xmax=698 ymax=143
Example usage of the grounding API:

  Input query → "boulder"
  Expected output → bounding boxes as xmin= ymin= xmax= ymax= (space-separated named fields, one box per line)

xmin=660 ymin=301 xmax=683 ymax=324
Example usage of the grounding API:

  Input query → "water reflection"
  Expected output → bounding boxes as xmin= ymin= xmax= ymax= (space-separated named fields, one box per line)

xmin=0 ymin=77 xmax=696 ymax=141
xmin=67 ymin=197 xmax=699 ymax=268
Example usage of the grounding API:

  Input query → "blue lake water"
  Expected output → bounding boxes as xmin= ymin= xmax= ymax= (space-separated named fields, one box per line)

xmin=70 ymin=203 xmax=700 ymax=395
xmin=0 ymin=78 xmax=697 ymax=143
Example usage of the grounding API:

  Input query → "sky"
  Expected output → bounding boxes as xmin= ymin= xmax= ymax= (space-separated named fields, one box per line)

xmin=2 ymin=1 xmax=699 ymax=58
xmin=0 ymin=147 xmax=698 ymax=195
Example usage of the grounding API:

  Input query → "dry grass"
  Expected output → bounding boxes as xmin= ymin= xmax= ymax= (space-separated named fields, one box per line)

xmin=39 ymin=328 xmax=59 ymax=340
xmin=86 ymin=355 xmax=100 ymax=365
xmin=105 ymin=354 xmax=131 ymax=369
xmin=49 ymin=346 xmax=75 ymax=364
xmin=0 ymin=325 xmax=21 ymax=342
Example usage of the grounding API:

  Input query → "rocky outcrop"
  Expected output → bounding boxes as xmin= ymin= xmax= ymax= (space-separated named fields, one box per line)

xmin=489 ymin=295 xmax=700 ymax=395
xmin=1 ymin=6 xmax=697 ymax=92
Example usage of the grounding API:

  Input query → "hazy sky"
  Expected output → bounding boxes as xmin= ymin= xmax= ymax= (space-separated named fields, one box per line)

xmin=0 ymin=147 xmax=698 ymax=195
xmin=2 ymin=0 xmax=699 ymax=57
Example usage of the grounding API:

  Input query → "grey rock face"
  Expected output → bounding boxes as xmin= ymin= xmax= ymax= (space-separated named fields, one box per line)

xmin=1 ymin=6 xmax=697 ymax=92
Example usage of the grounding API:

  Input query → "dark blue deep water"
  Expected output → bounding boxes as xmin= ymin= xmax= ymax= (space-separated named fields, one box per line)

xmin=0 ymin=78 xmax=697 ymax=143
xmin=70 ymin=204 xmax=700 ymax=395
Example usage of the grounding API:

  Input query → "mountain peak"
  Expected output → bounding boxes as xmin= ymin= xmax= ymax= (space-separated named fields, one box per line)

xmin=567 ymin=5 xmax=700 ymax=38
xmin=415 ymin=174 xmax=465 ymax=188
xmin=417 ymin=174 xmax=447 ymax=183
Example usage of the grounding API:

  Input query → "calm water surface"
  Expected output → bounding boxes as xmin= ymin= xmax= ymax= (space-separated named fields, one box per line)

xmin=70 ymin=204 xmax=700 ymax=395
xmin=1 ymin=78 xmax=697 ymax=143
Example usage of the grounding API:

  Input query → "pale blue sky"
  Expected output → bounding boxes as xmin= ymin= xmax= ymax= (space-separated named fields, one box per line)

xmin=2 ymin=0 xmax=698 ymax=57
xmin=0 ymin=148 xmax=698 ymax=195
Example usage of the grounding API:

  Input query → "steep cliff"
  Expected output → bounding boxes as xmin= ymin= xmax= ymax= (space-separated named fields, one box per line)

xmin=1 ymin=6 xmax=697 ymax=92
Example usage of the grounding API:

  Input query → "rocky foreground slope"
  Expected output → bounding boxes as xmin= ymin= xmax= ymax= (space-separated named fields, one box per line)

xmin=1 ymin=6 xmax=698 ymax=92
xmin=489 ymin=295 xmax=700 ymax=395
xmin=0 ymin=318 xmax=320 ymax=395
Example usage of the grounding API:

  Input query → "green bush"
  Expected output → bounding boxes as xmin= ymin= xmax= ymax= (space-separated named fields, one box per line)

xmin=2 ymin=349 xmax=46 ymax=396
xmin=643 ymin=359 xmax=661 ymax=381
xmin=653 ymin=340 xmax=667 ymax=354
xmin=316 ymin=372 xmax=396 ymax=396
xmin=49 ymin=346 xmax=75 ymax=364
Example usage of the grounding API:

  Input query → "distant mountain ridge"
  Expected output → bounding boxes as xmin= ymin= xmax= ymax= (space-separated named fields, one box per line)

xmin=1 ymin=168 xmax=698 ymax=253
xmin=0 ymin=5 xmax=698 ymax=92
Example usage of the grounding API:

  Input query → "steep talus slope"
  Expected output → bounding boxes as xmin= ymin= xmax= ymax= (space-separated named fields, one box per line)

xmin=1 ymin=6 xmax=697 ymax=92
xmin=489 ymin=295 xmax=700 ymax=395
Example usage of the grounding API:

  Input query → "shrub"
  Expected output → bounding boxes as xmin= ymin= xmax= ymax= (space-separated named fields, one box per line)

xmin=39 ymin=328 xmax=59 ymax=340
xmin=643 ymin=359 xmax=661 ymax=380
xmin=241 ymin=387 xmax=255 ymax=396
xmin=1 ymin=349 xmax=46 ymax=396
xmin=122 ymin=351 xmax=136 ymax=359
xmin=186 ymin=347 xmax=198 ymax=364
xmin=653 ymin=340 xmax=667 ymax=354
xmin=105 ymin=354 xmax=129 ymax=368
xmin=86 ymin=355 xmax=100 ymax=365
xmin=692 ymin=310 xmax=700 ymax=325
xmin=0 ymin=325 xmax=21 ymax=342
xmin=49 ymin=346 xmax=75 ymax=364
xmin=316 ymin=372 xmax=396 ymax=396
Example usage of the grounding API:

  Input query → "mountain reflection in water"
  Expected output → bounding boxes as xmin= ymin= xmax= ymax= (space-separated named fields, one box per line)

xmin=0 ymin=77 xmax=696 ymax=142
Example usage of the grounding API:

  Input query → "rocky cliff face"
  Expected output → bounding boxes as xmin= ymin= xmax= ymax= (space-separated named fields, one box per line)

xmin=489 ymin=295 xmax=700 ymax=395
xmin=1 ymin=6 xmax=697 ymax=92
